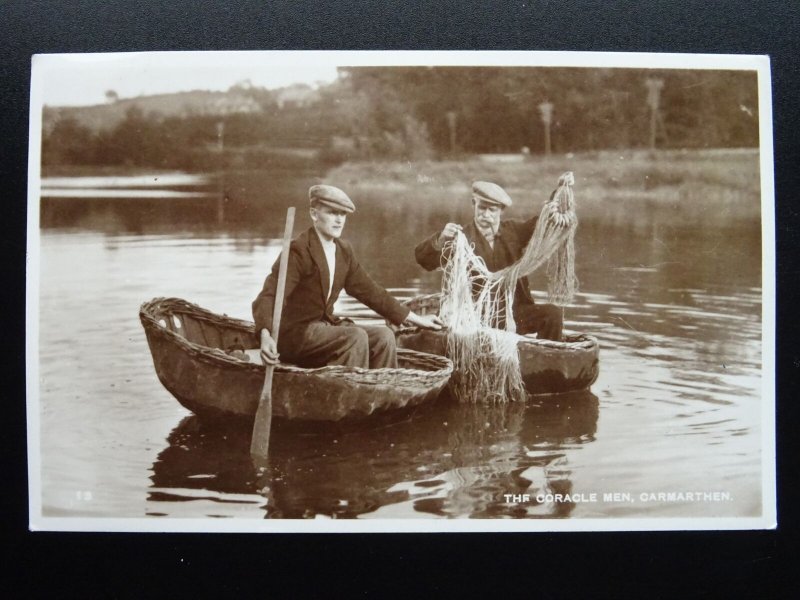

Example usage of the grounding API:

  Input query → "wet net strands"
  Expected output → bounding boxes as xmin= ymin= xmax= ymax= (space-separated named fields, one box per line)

xmin=439 ymin=173 xmax=579 ymax=403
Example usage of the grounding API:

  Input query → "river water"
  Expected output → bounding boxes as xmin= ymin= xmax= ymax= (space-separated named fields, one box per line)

xmin=34 ymin=168 xmax=765 ymax=523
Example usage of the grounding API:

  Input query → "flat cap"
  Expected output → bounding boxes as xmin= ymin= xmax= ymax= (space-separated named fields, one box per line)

xmin=309 ymin=184 xmax=355 ymax=213
xmin=472 ymin=181 xmax=512 ymax=207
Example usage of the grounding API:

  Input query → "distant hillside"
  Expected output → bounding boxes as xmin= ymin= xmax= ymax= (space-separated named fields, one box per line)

xmin=42 ymin=85 xmax=321 ymax=134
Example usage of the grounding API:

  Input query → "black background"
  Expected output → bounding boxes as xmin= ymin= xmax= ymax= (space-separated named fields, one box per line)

xmin=2 ymin=1 xmax=798 ymax=597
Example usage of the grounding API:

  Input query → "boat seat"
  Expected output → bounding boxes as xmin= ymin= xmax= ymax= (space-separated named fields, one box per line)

xmin=239 ymin=348 xmax=299 ymax=369
xmin=243 ymin=348 xmax=263 ymax=364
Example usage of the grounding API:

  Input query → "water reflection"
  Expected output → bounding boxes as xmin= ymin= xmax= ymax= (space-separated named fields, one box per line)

xmin=148 ymin=392 xmax=598 ymax=519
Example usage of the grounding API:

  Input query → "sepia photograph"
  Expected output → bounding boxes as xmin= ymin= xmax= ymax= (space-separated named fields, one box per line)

xmin=26 ymin=50 xmax=775 ymax=532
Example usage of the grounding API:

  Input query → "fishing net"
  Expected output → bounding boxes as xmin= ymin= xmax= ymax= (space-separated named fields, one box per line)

xmin=438 ymin=172 xmax=579 ymax=403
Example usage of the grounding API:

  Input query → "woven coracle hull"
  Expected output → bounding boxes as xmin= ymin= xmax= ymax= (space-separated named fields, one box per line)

xmin=397 ymin=294 xmax=599 ymax=396
xmin=140 ymin=298 xmax=453 ymax=422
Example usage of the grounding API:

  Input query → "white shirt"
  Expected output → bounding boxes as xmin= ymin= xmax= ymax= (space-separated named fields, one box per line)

xmin=317 ymin=234 xmax=336 ymax=301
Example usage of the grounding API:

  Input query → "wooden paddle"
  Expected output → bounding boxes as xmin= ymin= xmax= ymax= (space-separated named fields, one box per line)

xmin=250 ymin=206 xmax=295 ymax=460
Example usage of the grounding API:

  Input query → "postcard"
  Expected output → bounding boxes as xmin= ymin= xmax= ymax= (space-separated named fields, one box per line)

xmin=27 ymin=50 xmax=775 ymax=532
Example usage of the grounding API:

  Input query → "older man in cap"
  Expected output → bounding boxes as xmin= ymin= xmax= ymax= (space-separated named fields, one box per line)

xmin=253 ymin=184 xmax=443 ymax=369
xmin=414 ymin=181 xmax=563 ymax=340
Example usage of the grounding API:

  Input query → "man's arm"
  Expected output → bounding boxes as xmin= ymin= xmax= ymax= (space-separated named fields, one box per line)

xmin=344 ymin=261 xmax=443 ymax=330
xmin=506 ymin=214 xmax=539 ymax=246
xmin=509 ymin=176 xmax=573 ymax=243
xmin=343 ymin=257 xmax=411 ymax=326
xmin=506 ymin=186 xmax=565 ymax=244
xmin=415 ymin=223 xmax=462 ymax=271
xmin=414 ymin=230 xmax=444 ymax=271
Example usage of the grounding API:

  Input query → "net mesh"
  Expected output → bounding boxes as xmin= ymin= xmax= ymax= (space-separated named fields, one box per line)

xmin=438 ymin=173 xmax=579 ymax=403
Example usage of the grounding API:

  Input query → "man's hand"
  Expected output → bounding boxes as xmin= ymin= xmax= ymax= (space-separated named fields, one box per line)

xmin=405 ymin=311 xmax=444 ymax=331
xmin=436 ymin=223 xmax=463 ymax=247
xmin=557 ymin=171 xmax=575 ymax=187
xmin=259 ymin=329 xmax=280 ymax=365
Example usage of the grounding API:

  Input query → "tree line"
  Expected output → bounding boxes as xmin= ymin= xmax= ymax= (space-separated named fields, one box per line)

xmin=42 ymin=66 xmax=759 ymax=170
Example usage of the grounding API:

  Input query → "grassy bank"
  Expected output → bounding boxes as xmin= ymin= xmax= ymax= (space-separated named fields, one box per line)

xmin=325 ymin=148 xmax=762 ymax=228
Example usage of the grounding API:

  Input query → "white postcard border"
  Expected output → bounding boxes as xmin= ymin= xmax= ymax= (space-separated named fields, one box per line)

xmin=26 ymin=50 xmax=776 ymax=533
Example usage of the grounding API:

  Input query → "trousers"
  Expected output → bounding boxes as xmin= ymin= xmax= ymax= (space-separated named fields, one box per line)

xmin=279 ymin=321 xmax=398 ymax=369
xmin=514 ymin=303 xmax=563 ymax=341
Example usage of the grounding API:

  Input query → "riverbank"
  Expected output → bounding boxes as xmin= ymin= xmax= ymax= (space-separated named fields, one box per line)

xmin=39 ymin=148 xmax=763 ymax=232
xmin=325 ymin=148 xmax=762 ymax=228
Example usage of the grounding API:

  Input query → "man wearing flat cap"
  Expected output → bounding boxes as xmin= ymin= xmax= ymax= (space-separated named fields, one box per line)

xmin=253 ymin=184 xmax=443 ymax=369
xmin=415 ymin=181 xmax=563 ymax=340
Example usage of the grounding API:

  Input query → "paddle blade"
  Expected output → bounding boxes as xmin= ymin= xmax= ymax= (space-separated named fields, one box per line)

xmin=250 ymin=366 xmax=275 ymax=458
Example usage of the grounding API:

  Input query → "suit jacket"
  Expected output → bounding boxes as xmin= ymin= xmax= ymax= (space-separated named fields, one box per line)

xmin=415 ymin=216 xmax=539 ymax=308
xmin=253 ymin=227 xmax=410 ymax=351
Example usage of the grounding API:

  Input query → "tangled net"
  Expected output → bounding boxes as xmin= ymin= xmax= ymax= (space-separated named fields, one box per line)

xmin=439 ymin=172 xmax=579 ymax=403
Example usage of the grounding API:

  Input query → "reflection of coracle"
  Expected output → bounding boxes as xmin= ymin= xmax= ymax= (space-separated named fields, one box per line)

xmin=521 ymin=390 xmax=600 ymax=446
xmin=513 ymin=391 xmax=599 ymax=519
xmin=147 ymin=416 xmax=269 ymax=517
xmin=405 ymin=391 xmax=599 ymax=519
xmin=148 ymin=391 xmax=600 ymax=519
xmin=446 ymin=402 xmax=526 ymax=465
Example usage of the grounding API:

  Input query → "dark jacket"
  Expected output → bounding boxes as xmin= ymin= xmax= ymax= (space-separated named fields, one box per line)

xmin=414 ymin=216 xmax=539 ymax=309
xmin=253 ymin=227 xmax=410 ymax=352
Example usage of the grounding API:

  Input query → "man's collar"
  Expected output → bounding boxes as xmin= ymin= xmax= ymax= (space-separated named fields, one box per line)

xmin=312 ymin=226 xmax=337 ymax=248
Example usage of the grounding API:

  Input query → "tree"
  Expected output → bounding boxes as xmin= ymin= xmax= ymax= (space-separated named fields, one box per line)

xmin=339 ymin=66 xmax=759 ymax=154
xmin=42 ymin=117 xmax=96 ymax=165
xmin=317 ymin=77 xmax=433 ymax=160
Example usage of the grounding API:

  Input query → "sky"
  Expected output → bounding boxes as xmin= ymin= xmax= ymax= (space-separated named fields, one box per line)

xmin=35 ymin=51 xmax=341 ymax=107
